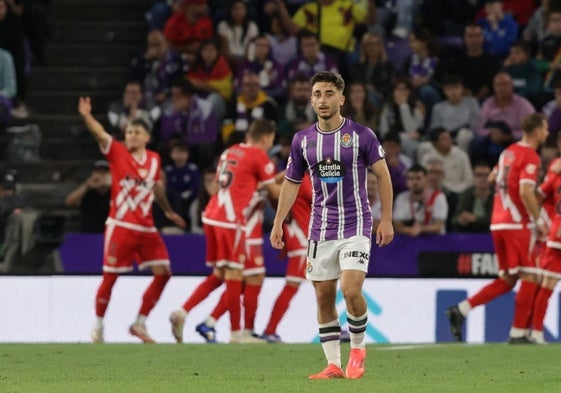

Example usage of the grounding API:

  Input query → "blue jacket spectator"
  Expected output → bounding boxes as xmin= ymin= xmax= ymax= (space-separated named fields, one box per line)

xmin=477 ymin=1 xmax=518 ymax=58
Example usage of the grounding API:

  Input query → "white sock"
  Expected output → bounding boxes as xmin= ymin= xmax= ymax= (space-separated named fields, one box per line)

xmin=318 ymin=319 xmax=341 ymax=368
xmin=136 ymin=315 xmax=147 ymax=325
xmin=347 ymin=311 xmax=367 ymax=349
xmin=458 ymin=300 xmax=472 ymax=316
xmin=205 ymin=316 xmax=217 ymax=328
xmin=95 ymin=317 xmax=104 ymax=329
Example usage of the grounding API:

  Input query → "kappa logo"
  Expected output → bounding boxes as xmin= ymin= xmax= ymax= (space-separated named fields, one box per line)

xmin=311 ymin=290 xmax=389 ymax=343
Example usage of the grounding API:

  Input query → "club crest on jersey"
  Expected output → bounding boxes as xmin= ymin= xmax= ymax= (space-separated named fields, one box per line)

xmin=316 ymin=157 xmax=346 ymax=183
xmin=306 ymin=261 xmax=313 ymax=273
xmin=340 ymin=133 xmax=352 ymax=147
xmin=138 ymin=168 xmax=148 ymax=178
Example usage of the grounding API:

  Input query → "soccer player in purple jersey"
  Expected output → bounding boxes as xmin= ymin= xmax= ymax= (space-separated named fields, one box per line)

xmin=270 ymin=72 xmax=394 ymax=380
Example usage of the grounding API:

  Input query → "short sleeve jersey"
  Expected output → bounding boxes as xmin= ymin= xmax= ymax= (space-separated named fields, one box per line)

xmin=491 ymin=142 xmax=540 ymax=230
xmin=539 ymin=158 xmax=561 ymax=249
xmin=203 ymin=143 xmax=276 ymax=227
xmin=285 ymin=118 xmax=384 ymax=241
xmin=103 ymin=138 xmax=161 ymax=229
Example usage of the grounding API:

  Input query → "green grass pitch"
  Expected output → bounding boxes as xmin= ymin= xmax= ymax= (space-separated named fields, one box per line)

xmin=1 ymin=343 xmax=560 ymax=392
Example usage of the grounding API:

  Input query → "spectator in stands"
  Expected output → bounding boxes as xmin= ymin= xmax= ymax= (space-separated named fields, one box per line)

xmin=190 ymin=165 xmax=218 ymax=234
xmin=502 ymin=40 xmax=542 ymax=106
xmin=472 ymin=120 xmax=515 ymax=167
xmin=285 ymin=30 xmax=338 ymax=81
xmin=537 ymin=7 xmax=561 ymax=91
xmin=129 ymin=29 xmax=186 ymax=107
xmin=217 ymin=0 xmax=259 ymax=67
xmin=402 ymin=27 xmax=441 ymax=128
xmin=238 ymin=34 xmax=286 ymax=103
xmin=421 ymin=127 xmax=473 ymax=196
xmin=16 ymin=0 xmax=52 ymax=66
xmin=147 ymin=0 xmax=182 ymax=30
xmin=64 ymin=160 xmax=111 ymax=234
xmin=266 ymin=13 xmax=297 ymax=67
xmin=277 ymin=73 xmax=314 ymax=139
xmin=107 ymin=81 xmax=155 ymax=136
xmin=187 ymin=38 xmax=233 ymax=120
xmin=476 ymin=72 xmax=536 ymax=141
xmin=543 ymin=79 xmax=561 ymax=136
xmin=221 ymin=71 xmax=278 ymax=145
xmin=430 ymin=75 xmax=479 ymax=153
xmin=163 ymin=0 xmax=213 ymax=59
xmin=271 ymin=0 xmax=368 ymax=77
xmin=0 ymin=0 xmax=28 ymax=118
xmin=351 ymin=32 xmax=395 ymax=105
xmin=381 ymin=132 xmax=410 ymax=198
xmin=393 ymin=164 xmax=448 ymax=236
xmin=342 ymin=81 xmax=379 ymax=132
xmin=477 ymin=0 xmax=518 ymax=59
xmin=158 ymin=78 xmax=220 ymax=171
xmin=523 ymin=0 xmax=548 ymax=46
xmin=379 ymin=78 xmax=425 ymax=161
xmin=0 ymin=47 xmax=15 ymax=130
xmin=162 ymin=139 xmax=201 ymax=232
xmin=447 ymin=23 xmax=501 ymax=102
xmin=452 ymin=162 xmax=494 ymax=233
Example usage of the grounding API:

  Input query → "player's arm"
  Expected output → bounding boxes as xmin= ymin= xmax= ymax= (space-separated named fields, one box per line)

xmin=371 ymin=160 xmax=394 ymax=246
xmin=78 ymin=97 xmax=111 ymax=150
xmin=520 ymin=182 xmax=547 ymax=237
xmin=153 ymin=180 xmax=186 ymax=229
xmin=270 ymin=179 xmax=300 ymax=249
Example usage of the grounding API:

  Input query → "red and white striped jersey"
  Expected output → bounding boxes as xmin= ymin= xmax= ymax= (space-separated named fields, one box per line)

xmin=203 ymin=143 xmax=276 ymax=228
xmin=103 ymin=138 xmax=161 ymax=230
xmin=283 ymin=173 xmax=312 ymax=253
xmin=539 ymin=158 xmax=561 ymax=249
xmin=491 ymin=142 xmax=540 ymax=231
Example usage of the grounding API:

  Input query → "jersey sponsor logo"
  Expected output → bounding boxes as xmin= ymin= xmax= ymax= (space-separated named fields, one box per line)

xmin=264 ymin=161 xmax=275 ymax=175
xmin=525 ymin=163 xmax=537 ymax=175
xmin=340 ymin=133 xmax=352 ymax=147
xmin=342 ymin=251 xmax=369 ymax=259
xmin=378 ymin=145 xmax=385 ymax=159
xmin=316 ymin=157 xmax=346 ymax=183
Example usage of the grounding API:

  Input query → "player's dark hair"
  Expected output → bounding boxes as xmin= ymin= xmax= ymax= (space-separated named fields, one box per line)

xmin=408 ymin=163 xmax=427 ymax=175
xmin=129 ymin=118 xmax=151 ymax=134
xmin=247 ymin=118 xmax=276 ymax=140
xmin=429 ymin=127 xmax=449 ymax=143
xmin=310 ymin=72 xmax=345 ymax=92
xmin=521 ymin=113 xmax=546 ymax=135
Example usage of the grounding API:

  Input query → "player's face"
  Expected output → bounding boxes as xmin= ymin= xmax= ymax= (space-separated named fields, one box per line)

xmin=124 ymin=125 xmax=150 ymax=151
xmin=311 ymin=82 xmax=344 ymax=121
xmin=536 ymin=119 xmax=550 ymax=146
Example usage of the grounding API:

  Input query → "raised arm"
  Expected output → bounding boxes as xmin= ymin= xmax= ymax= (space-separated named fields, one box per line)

xmin=78 ymin=97 xmax=111 ymax=150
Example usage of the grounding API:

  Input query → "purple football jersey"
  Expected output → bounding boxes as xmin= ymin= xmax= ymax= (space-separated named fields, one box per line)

xmin=285 ymin=118 xmax=385 ymax=241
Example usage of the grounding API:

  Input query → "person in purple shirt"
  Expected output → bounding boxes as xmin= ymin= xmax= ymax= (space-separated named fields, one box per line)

xmin=158 ymin=78 xmax=219 ymax=171
xmin=285 ymin=30 xmax=338 ymax=81
xmin=270 ymin=72 xmax=394 ymax=380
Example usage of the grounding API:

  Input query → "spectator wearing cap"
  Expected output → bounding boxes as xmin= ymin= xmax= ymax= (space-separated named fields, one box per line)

xmin=477 ymin=0 xmax=519 ymax=59
xmin=158 ymin=78 xmax=219 ymax=171
xmin=65 ymin=161 xmax=111 ymax=233
xmin=472 ymin=120 xmax=514 ymax=167
xmin=129 ymin=29 xmax=186 ymax=107
xmin=163 ymin=0 xmax=213 ymax=58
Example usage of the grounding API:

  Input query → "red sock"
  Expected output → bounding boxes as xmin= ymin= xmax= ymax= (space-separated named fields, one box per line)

xmin=225 ymin=279 xmax=243 ymax=332
xmin=467 ymin=278 xmax=512 ymax=308
xmin=210 ymin=290 xmax=228 ymax=321
xmin=95 ymin=272 xmax=119 ymax=317
xmin=243 ymin=284 xmax=262 ymax=331
xmin=532 ymin=286 xmax=553 ymax=332
xmin=139 ymin=274 xmax=170 ymax=316
xmin=512 ymin=280 xmax=540 ymax=329
xmin=183 ymin=274 xmax=223 ymax=312
xmin=264 ymin=284 xmax=298 ymax=335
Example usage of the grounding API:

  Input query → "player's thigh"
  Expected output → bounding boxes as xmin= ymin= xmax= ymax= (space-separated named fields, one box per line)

xmin=206 ymin=225 xmax=244 ymax=270
xmin=135 ymin=231 xmax=170 ymax=271
xmin=492 ymin=229 xmax=531 ymax=274
xmin=339 ymin=235 xmax=371 ymax=274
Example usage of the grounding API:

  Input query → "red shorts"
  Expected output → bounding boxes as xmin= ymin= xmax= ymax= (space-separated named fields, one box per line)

xmin=243 ymin=238 xmax=265 ymax=276
xmin=204 ymin=223 xmax=245 ymax=270
xmin=103 ymin=224 xmax=169 ymax=273
xmin=492 ymin=229 xmax=535 ymax=275
xmin=541 ymin=246 xmax=561 ymax=278
xmin=285 ymin=250 xmax=307 ymax=283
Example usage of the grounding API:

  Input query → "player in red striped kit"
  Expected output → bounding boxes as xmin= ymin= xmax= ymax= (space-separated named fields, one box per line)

xmin=169 ymin=119 xmax=280 ymax=343
xmin=78 ymin=97 xmax=186 ymax=343
xmin=446 ymin=113 xmax=549 ymax=343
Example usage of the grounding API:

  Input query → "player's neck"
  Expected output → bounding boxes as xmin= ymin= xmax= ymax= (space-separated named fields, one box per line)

xmin=129 ymin=146 xmax=147 ymax=160
xmin=521 ymin=136 xmax=539 ymax=150
xmin=317 ymin=114 xmax=344 ymax=133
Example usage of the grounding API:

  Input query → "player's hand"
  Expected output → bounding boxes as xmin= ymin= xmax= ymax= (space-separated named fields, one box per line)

xmin=537 ymin=220 xmax=549 ymax=241
xmin=78 ymin=97 xmax=92 ymax=117
xmin=270 ymin=225 xmax=285 ymax=249
xmin=166 ymin=211 xmax=186 ymax=229
xmin=376 ymin=218 xmax=394 ymax=246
